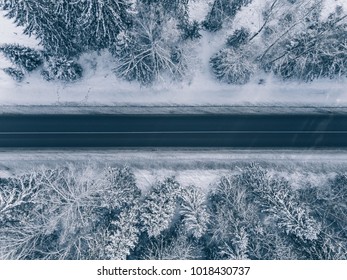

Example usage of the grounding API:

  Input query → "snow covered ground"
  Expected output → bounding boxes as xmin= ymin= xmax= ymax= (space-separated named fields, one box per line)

xmin=1 ymin=148 xmax=346 ymax=191
xmin=0 ymin=0 xmax=347 ymax=113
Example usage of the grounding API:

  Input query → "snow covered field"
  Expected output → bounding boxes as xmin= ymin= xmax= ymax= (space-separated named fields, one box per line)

xmin=1 ymin=0 xmax=347 ymax=113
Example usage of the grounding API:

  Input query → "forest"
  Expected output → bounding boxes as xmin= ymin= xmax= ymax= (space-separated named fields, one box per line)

xmin=0 ymin=0 xmax=347 ymax=85
xmin=1 ymin=163 xmax=346 ymax=260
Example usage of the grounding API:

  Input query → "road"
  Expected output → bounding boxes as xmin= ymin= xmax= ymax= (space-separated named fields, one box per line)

xmin=0 ymin=114 xmax=346 ymax=148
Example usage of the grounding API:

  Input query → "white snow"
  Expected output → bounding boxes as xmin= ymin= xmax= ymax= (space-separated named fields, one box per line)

xmin=1 ymin=148 xmax=347 ymax=190
xmin=1 ymin=1 xmax=347 ymax=112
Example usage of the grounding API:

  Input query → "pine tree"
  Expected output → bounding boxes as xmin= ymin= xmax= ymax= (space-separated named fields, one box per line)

xmin=102 ymin=166 xmax=141 ymax=210
xmin=104 ymin=206 xmax=140 ymax=259
xmin=3 ymin=0 xmax=81 ymax=57
xmin=78 ymin=0 xmax=134 ymax=51
xmin=178 ymin=20 xmax=202 ymax=41
xmin=179 ymin=185 xmax=209 ymax=239
xmin=203 ymin=0 xmax=252 ymax=32
xmin=226 ymin=28 xmax=250 ymax=48
xmin=0 ymin=44 xmax=42 ymax=72
xmin=140 ymin=177 xmax=181 ymax=237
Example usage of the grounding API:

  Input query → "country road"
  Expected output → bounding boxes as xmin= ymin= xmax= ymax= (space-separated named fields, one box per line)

xmin=0 ymin=114 xmax=346 ymax=147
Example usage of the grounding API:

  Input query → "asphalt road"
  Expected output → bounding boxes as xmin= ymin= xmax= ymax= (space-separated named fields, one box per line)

xmin=0 ymin=114 xmax=347 ymax=148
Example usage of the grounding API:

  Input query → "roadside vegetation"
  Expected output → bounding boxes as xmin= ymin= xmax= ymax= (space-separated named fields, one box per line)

xmin=0 ymin=0 xmax=346 ymax=85
xmin=1 ymin=163 xmax=346 ymax=260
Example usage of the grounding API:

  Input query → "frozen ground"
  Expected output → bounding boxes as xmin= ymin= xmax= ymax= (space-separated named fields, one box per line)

xmin=1 ymin=1 xmax=347 ymax=114
xmin=0 ymin=148 xmax=346 ymax=191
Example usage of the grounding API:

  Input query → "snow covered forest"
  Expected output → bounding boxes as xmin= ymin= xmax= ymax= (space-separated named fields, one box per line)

xmin=1 ymin=163 xmax=346 ymax=260
xmin=0 ymin=0 xmax=347 ymax=86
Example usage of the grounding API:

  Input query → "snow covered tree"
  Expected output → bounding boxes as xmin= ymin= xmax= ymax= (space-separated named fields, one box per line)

xmin=203 ymin=0 xmax=252 ymax=32
xmin=298 ymin=174 xmax=347 ymax=259
xmin=103 ymin=206 xmax=140 ymax=259
xmin=139 ymin=0 xmax=189 ymax=23
xmin=226 ymin=28 xmax=250 ymax=48
xmin=252 ymin=0 xmax=335 ymax=78
xmin=101 ymin=166 xmax=141 ymax=211
xmin=3 ymin=0 xmax=81 ymax=57
xmin=178 ymin=20 xmax=202 ymax=41
xmin=218 ymin=227 xmax=249 ymax=260
xmin=207 ymin=175 xmax=259 ymax=259
xmin=114 ymin=7 xmax=186 ymax=85
xmin=210 ymin=47 xmax=256 ymax=84
xmin=142 ymin=226 xmax=204 ymax=260
xmin=179 ymin=185 xmax=209 ymax=239
xmin=41 ymin=56 xmax=83 ymax=82
xmin=78 ymin=0 xmax=134 ymax=51
xmin=140 ymin=177 xmax=181 ymax=237
xmin=0 ymin=173 xmax=49 ymax=259
xmin=271 ymin=13 xmax=347 ymax=81
xmin=241 ymin=164 xmax=321 ymax=242
xmin=0 ymin=44 xmax=43 ymax=72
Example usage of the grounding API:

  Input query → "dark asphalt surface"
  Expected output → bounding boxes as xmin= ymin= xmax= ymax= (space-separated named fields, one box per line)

xmin=0 ymin=114 xmax=346 ymax=147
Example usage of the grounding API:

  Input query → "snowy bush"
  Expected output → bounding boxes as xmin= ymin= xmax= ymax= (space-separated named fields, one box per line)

xmin=0 ymin=44 xmax=42 ymax=72
xmin=140 ymin=177 xmax=181 ymax=237
xmin=41 ymin=56 xmax=83 ymax=82
xmin=2 ymin=67 xmax=25 ymax=82
xmin=210 ymin=48 xmax=256 ymax=84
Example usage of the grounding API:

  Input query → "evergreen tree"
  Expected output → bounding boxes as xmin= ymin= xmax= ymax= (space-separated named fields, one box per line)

xmin=0 ymin=44 xmax=42 ymax=72
xmin=79 ymin=0 xmax=134 ymax=51
xmin=178 ymin=20 xmax=202 ymax=41
xmin=3 ymin=0 xmax=81 ymax=57
xmin=203 ymin=0 xmax=252 ymax=32
xmin=226 ymin=28 xmax=250 ymax=48
xmin=140 ymin=177 xmax=181 ymax=237
xmin=179 ymin=185 xmax=209 ymax=239
xmin=104 ymin=206 xmax=140 ymax=259
xmin=102 ymin=166 xmax=141 ymax=210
